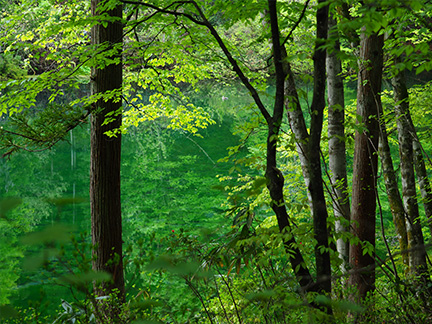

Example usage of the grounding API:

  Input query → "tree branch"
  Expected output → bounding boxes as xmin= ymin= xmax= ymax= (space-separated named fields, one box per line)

xmin=120 ymin=0 xmax=272 ymax=123
xmin=281 ymin=0 xmax=311 ymax=48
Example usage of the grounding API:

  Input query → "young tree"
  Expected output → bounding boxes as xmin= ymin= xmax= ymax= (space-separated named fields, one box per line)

xmin=326 ymin=9 xmax=350 ymax=272
xmin=119 ymin=0 xmax=337 ymax=299
xmin=282 ymin=0 xmax=332 ymax=296
xmin=378 ymin=117 xmax=409 ymax=269
xmin=306 ymin=0 xmax=332 ymax=296
xmin=392 ymin=65 xmax=428 ymax=278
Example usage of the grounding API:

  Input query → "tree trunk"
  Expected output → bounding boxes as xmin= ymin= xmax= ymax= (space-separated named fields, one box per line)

xmin=349 ymin=30 xmax=383 ymax=301
xmin=90 ymin=0 xmax=125 ymax=313
xmin=284 ymin=62 xmax=313 ymax=211
xmin=326 ymin=12 xmax=350 ymax=272
xmin=266 ymin=0 xmax=316 ymax=294
xmin=308 ymin=0 xmax=331 ymax=296
xmin=392 ymin=67 xmax=428 ymax=278
xmin=282 ymin=0 xmax=332 ymax=298
xmin=413 ymin=139 xmax=432 ymax=234
xmin=192 ymin=0 xmax=318 ymax=297
xmin=378 ymin=117 xmax=409 ymax=269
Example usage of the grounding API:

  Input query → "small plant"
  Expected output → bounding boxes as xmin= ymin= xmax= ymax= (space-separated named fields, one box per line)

xmin=52 ymin=300 xmax=95 ymax=324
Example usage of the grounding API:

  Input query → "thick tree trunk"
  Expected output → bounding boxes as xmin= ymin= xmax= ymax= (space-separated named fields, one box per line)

xmin=349 ymin=31 xmax=383 ymax=301
xmin=90 ymin=0 xmax=125 ymax=311
xmin=326 ymin=13 xmax=350 ymax=272
xmin=308 ymin=0 xmax=331 ymax=296
xmin=392 ymin=67 xmax=428 ymax=278
xmin=378 ymin=119 xmax=409 ymax=268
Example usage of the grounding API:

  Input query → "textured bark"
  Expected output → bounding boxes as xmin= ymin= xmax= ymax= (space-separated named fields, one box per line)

xmin=413 ymin=139 xmax=432 ymax=234
xmin=90 ymin=0 xmax=125 ymax=309
xmin=378 ymin=120 xmax=409 ymax=268
xmin=392 ymin=67 xmax=428 ymax=277
xmin=266 ymin=0 xmax=316 ymax=293
xmin=284 ymin=63 xmax=312 ymax=211
xmin=326 ymin=13 xmax=350 ymax=271
xmin=281 ymin=0 xmax=331 ymax=297
xmin=349 ymin=31 xmax=383 ymax=301
xmin=308 ymin=0 xmax=331 ymax=296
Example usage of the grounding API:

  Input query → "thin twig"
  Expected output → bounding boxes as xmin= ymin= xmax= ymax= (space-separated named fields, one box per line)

xmin=281 ymin=0 xmax=311 ymax=48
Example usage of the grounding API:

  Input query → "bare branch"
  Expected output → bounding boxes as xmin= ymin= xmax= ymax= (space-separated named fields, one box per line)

xmin=281 ymin=0 xmax=311 ymax=48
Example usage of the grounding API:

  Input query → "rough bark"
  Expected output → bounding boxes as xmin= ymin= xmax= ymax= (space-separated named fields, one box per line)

xmin=378 ymin=119 xmax=409 ymax=268
xmin=326 ymin=12 xmax=350 ymax=272
xmin=413 ymin=139 xmax=432 ymax=234
xmin=349 ymin=31 xmax=383 ymax=301
xmin=308 ymin=0 xmax=331 ymax=296
xmin=392 ymin=67 xmax=428 ymax=277
xmin=90 ymin=0 xmax=125 ymax=311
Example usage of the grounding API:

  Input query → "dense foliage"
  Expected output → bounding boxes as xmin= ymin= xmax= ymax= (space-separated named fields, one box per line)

xmin=1 ymin=0 xmax=432 ymax=323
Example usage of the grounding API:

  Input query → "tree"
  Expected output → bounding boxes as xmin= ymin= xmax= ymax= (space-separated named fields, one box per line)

xmin=326 ymin=9 xmax=350 ymax=272
xmin=306 ymin=0 xmax=331 ymax=296
xmin=120 ymin=0 xmax=336 ymax=304
xmin=392 ymin=64 xmax=428 ymax=278
xmin=3 ymin=0 xmax=432 ymax=322
xmin=348 ymin=29 xmax=384 ymax=302
xmin=378 ymin=114 xmax=409 ymax=269
xmin=90 ymin=0 xmax=125 ymax=319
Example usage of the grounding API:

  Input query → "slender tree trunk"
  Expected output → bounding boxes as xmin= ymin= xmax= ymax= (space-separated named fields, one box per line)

xmin=349 ymin=30 xmax=383 ymax=301
xmin=392 ymin=66 xmax=428 ymax=278
xmin=90 ymin=0 xmax=125 ymax=315
xmin=282 ymin=0 xmax=332 ymax=298
xmin=308 ymin=0 xmax=331 ymax=296
xmin=326 ymin=12 xmax=350 ymax=272
xmin=284 ymin=63 xmax=313 ymax=211
xmin=378 ymin=118 xmax=409 ymax=268
xmin=411 ymin=126 xmax=432 ymax=235
xmin=266 ymin=0 xmax=316 ymax=294
xmin=189 ymin=0 xmax=317 ymax=297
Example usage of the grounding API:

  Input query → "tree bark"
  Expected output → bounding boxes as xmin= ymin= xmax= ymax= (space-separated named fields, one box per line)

xmin=378 ymin=117 xmax=409 ymax=268
xmin=266 ymin=0 xmax=316 ymax=294
xmin=282 ymin=0 xmax=332 ymax=298
xmin=308 ymin=0 xmax=331 ymax=296
xmin=326 ymin=12 xmax=350 ymax=272
xmin=392 ymin=66 xmax=428 ymax=278
xmin=349 ymin=30 xmax=383 ymax=301
xmin=413 ymin=139 xmax=432 ymax=235
xmin=90 ymin=0 xmax=125 ymax=312
xmin=284 ymin=64 xmax=312 ymax=211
